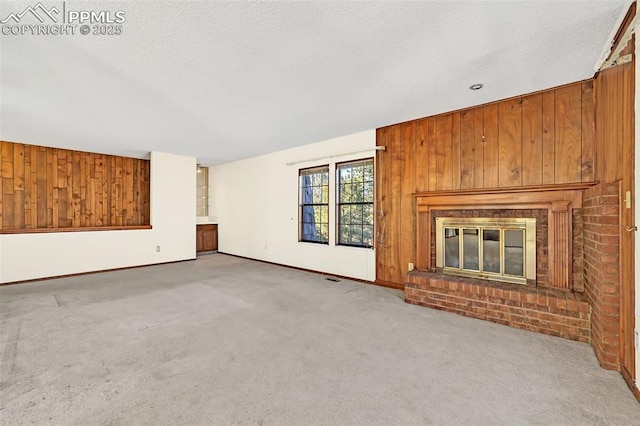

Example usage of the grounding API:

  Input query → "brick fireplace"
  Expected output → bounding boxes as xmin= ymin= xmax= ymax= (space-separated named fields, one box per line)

xmin=405 ymin=183 xmax=595 ymax=342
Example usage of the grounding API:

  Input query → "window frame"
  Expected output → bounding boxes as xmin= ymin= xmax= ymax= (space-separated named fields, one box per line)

xmin=298 ymin=165 xmax=330 ymax=245
xmin=336 ymin=158 xmax=374 ymax=249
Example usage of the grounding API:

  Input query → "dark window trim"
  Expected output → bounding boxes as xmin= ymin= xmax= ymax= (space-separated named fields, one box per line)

xmin=336 ymin=158 xmax=374 ymax=249
xmin=299 ymin=165 xmax=330 ymax=244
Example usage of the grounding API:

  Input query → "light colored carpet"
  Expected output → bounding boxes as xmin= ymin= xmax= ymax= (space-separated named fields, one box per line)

xmin=1 ymin=254 xmax=638 ymax=425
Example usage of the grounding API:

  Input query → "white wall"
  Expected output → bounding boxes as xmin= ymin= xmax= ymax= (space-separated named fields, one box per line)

xmin=0 ymin=151 xmax=196 ymax=283
xmin=210 ymin=130 xmax=376 ymax=281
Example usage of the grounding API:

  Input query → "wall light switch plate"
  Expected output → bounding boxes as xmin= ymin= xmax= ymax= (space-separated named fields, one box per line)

xmin=625 ymin=191 xmax=631 ymax=209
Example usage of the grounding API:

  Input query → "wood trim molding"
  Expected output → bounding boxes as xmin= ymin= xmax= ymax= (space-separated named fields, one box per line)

xmin=373 ymin=279 xmax=405 ymax=290
xmin=0 ymin=225 xmax=152 ymax=234
xmin=413 ymin=182 xmax=598 ymax=197
xmin=549 ymin=202 xmax=572 ymax=289
xmin=415 ymin=186 xmax=588 ymax=289
xmin=621 ymin=366 xmax=640 ymax=404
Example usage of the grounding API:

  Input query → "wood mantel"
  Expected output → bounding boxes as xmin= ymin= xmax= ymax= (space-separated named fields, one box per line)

xmin=414 ymin=182 xmax=597 ymax=289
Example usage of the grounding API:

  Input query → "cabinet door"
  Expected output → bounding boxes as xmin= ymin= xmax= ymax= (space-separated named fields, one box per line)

xmin=203 ymin=225 xmax=218 ymax=251
xmin=196 ymin=225 xmax=205 ymax=252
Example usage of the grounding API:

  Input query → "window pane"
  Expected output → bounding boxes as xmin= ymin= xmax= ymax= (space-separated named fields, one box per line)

xmin=339 ymin=206 xmax=349 ymax=225
xmin=339 ymin=168 xmax=349 ymax=184
xmin=364 ymin=204 xmax=373 ymax=224
xmin=339 ymin=225 xmax=348 ymax=245
xmin=364 ymin=163 xmax=374 ymax=182
xmin=354 ymin=183 xmax=365 ymax=203
xmin=462 ymin=229 xmax=479 ymax=271
xmin=363 ymin=182 xmax=374 ymax=203
xmin=444 ymin=228 xmax=460 ymax=268
xmin=352 ymin=204 xmax=362 ymax=225
xmin=341 ymin=183 xmax=351 ymax=203
xmin=351 ymin=225 xmax=363 ymax=246
xmin=483 ymin=229 xmax=501 ymax=273
xmin=300 ymin=166 xmax=329 ymax=243
xmin=336 ymin=159 xmax=373 ymax=247
xmin=318 ymin=205 xmax=327 ymax=225
xmin=318 ymin=223 xmax=328 ymax=243
xmin=310 ymin=186 xmax=320 ymax=204
xmin=353 ymin=165 xmax=363 ymax=183
xmin=363 ymin=225 xmax=373 ymax=247
xmin=504 ymin=230 xmax=524 ymax=276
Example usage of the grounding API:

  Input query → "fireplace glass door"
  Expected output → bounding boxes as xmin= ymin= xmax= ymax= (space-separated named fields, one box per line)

xmin=436 ymin=217 xmax=536 ymax=285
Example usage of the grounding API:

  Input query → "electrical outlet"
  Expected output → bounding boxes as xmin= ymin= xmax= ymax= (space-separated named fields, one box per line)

xmin=408 ymin=262 xmax=415 ymax=271
xmin=156 ymin=246 xmax=161 ymax=252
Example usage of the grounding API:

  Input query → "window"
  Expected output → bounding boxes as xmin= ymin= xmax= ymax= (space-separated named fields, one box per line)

xmin=299 ymin=166 xmax=329 ymax=244
xmin=337 ymin=159 xmax=374 ymax=248
xmin=196 ymin=165 xmax=209 ymax=217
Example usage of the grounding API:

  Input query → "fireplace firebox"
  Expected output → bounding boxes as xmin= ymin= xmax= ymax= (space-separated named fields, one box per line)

xmin=435 ymin=217 xmax=536 ymax=285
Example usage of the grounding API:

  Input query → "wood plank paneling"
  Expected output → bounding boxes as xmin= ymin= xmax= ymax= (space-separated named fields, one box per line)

xmin=460 ymin=109 xmax=475 ymax=189
xmin=2 ymin=142 xmax=14 ymax=229
xmin=427 ymin=117 xmax=437 ymax=192
xmin=483 ymin=103 xmax=499 ymax=188
xmin=595 ymin=46 xmax=635 ymax=382
xmin=375 ymin=79 xmax=598 ymax=287
xmin=0 ymin=141 xmax=150 ymax=232
xmin=473 ymin=108 xmax=484 ymax=188
xmin=436 ymin=114 xmax=453 ymax=190
xmin=36 ymin=148 xmax=47 ymax=228
xmin=498 ymin=99 xmax=523 ymax=187
xmin=451 ymin=113 xmax=461 ymax=190
xmin=388 ymin=125 xmax=402 ymax=282
xmin=522 ymin=93 xmax=544 ymax=186
xmin=415 ymin=119 xmax=429 ymax=192
xmin=581 ymin=81 xmax=595 ymax=182
xmin=375 ymin=128 xmax=389 ymax=282
xmin=555 ymin=84 xmax=582 ymax=183
xmin=542 ymin=91 xmax=556 ymax=185
xmin=619 ymin=55 xmax=635 ymax=383
xmin=13 ymin=143 xmax=25 ymax=229
xmin=22 ymin=146 xmax=31 ymax=228
xmin=400 ymin=122 xmax=416 ymax=278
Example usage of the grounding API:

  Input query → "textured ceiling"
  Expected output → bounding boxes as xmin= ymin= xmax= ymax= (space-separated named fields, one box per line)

xmin=0 ymin=1 xmax=631 ymax=165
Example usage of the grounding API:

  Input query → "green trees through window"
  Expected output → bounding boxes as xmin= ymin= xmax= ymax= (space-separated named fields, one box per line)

xmin=299 ymin=166 xmax=329 ymax=243
xmin=337 ymin=159 xmax=374 ymax=248
xmin=299 ymin=159 xmax=374 ymax=247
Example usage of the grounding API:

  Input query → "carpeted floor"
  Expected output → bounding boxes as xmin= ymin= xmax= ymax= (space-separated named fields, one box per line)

xmin=1 ymin=254 xmax=638 ymax=425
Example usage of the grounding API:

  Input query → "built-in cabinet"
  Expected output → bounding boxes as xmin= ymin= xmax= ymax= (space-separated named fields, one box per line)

xmin=196 ymin=224 xmax=218 ymax=252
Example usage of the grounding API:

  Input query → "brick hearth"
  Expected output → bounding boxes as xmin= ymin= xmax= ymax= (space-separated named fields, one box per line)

xmin=405 ymin=270 xmax=591 ymax=342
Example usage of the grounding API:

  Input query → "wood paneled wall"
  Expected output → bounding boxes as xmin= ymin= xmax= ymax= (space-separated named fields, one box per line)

xmin=0 ymin=141 xmax=150 ymax=231
xmin=592 ymin=7 xmax=635 ymax=383
xmin=376 ymin=80 xmax=596 ymax=287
